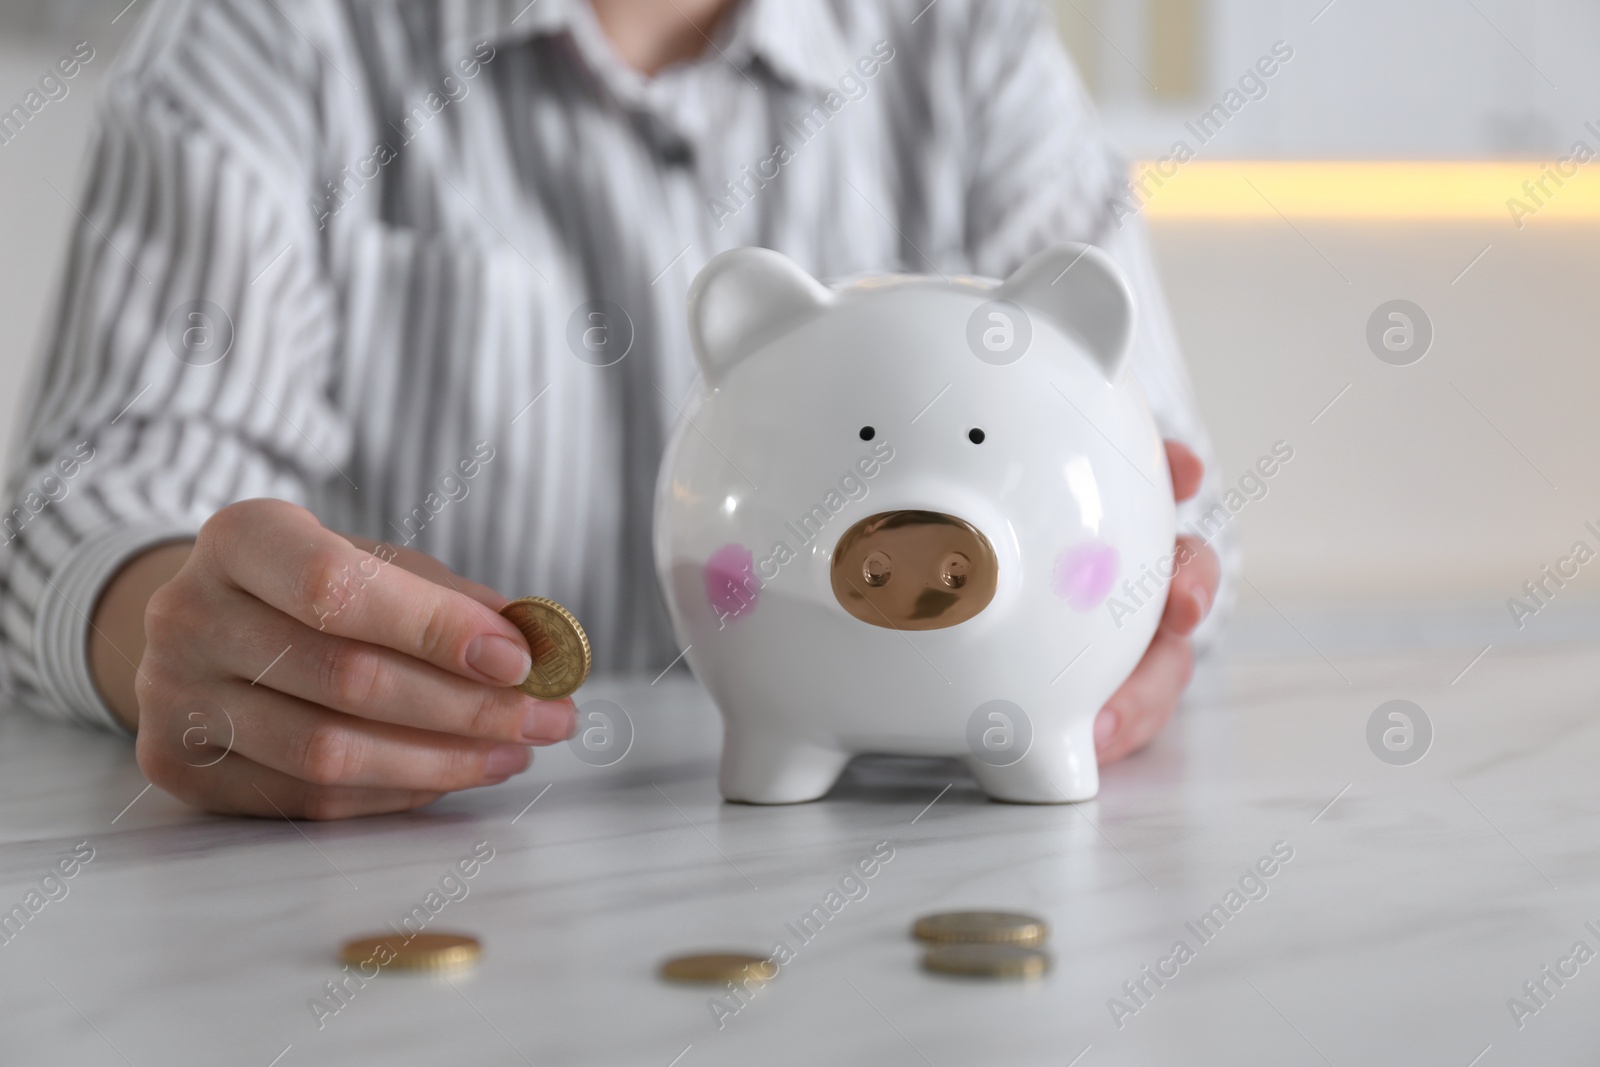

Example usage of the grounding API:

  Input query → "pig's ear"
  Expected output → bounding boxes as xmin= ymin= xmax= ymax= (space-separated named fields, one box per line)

xmin=995 ymin=244 xmax=1136 ymax=382
xmin=688 ymin=247 xmax=833 ymax=386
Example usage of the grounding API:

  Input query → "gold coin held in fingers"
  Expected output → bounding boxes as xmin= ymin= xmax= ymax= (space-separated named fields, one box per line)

xmin=499 ymin=596 xmax=592 ymax=699
xmin=911 ymin=910 xmax=1048 ymax=947
xmin=338 ymin=932 xmax=481 ymax=973
xmin=659 ymin=952 xmax=777 ymax=984
xmin=921 ymin=943 xmax=1050 ymax=980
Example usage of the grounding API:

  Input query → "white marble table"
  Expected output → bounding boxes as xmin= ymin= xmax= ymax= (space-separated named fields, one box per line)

xmin=1 ymin=635 xmax=1597 ymax=1066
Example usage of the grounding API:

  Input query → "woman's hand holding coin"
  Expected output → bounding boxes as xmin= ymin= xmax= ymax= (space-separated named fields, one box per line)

xmin=107 ymin=499 xmax=577 ymax=819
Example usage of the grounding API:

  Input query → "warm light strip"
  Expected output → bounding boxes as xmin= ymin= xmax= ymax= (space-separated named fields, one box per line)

xmin=1134 ymin=161 xmax=1600 ymax=221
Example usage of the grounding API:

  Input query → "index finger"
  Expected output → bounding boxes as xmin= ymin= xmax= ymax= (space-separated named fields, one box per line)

xmin=202 ymin=501 xmax=533 ymax=687
xmin=339 ymin=533 xmax=511 ymax=611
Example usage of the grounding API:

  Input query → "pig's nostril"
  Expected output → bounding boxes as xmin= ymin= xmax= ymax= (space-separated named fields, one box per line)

xmin=940 ymin=552 xmax=970 ymax=589
xmin=863 ymin=550 xmax=892 ymax=587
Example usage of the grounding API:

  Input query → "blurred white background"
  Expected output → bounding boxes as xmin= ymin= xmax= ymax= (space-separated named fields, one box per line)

xmin=1054 ymin=0 xmax=1600 ymax=158
xmin=2 ymin=0 xmax=1597 ymax=659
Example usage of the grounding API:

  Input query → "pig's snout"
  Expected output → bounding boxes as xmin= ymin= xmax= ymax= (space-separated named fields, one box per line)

xmin=830 ymin=510 xmax=998 ymax=630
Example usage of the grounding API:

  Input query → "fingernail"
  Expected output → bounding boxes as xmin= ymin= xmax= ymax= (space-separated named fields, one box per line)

xmin=1191 ymin=586 xmax=1210 ymax=621
xmin=484 ymin=743 xmax=530 ymax=781
xmin=467 ymin=635 xmax=532 ymax=687
xmin=521 ymin=701 xmax=576 ymax=744
xmin=1094 ymin=708 xmax=1118 ymax=749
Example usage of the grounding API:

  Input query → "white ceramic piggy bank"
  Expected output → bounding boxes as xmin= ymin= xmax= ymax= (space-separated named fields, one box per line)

xmin=653 ymin=245 xmax=1175 ymax=804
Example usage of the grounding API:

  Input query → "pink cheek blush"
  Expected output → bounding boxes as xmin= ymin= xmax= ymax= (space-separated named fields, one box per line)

xmin=705 ymin=543 xmax=759 ymax=621
xmin=1054 ymin=541 xmax=1119 ymax=611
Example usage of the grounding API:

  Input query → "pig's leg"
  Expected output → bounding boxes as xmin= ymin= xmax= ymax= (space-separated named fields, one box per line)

xmin=966 ymin=719 xmax=1099 ymax=803
xmin=718 ymin=725 xmax=851 ymax=804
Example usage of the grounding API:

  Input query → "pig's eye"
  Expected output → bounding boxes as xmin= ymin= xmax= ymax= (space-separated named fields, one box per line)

xmin=859 ymin=426 xmax=876 ymax=441
xmin=968 ymin=428 xmax=986 ymax=444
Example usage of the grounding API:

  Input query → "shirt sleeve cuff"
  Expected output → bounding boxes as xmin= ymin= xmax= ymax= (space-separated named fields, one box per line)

xmin=34 ymin=522 xmax=201 ymax=735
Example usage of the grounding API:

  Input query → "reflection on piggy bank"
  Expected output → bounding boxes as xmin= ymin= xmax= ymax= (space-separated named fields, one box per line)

xmin=653 ymin=245 xmax=1175 ymax=804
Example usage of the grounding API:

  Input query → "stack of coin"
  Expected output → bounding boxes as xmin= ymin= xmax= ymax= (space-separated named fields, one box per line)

xmin=499 ymin=596 xmax=592 ymax=699
xmin=912 ymin=910 xmax=1051 ymax=979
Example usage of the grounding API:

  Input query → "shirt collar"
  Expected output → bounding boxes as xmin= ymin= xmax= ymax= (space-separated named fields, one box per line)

xmin=439 ymin=0 xmax=574 ymax=58
xmin=439 ymin=0 xmax=851 ymax=96
xmin=723 ymin=0 xmax=852 ymax=95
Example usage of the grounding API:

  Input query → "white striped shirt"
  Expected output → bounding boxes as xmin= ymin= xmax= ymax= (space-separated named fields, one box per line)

xmin=0 ymin=0 xmax=1233 ymax=731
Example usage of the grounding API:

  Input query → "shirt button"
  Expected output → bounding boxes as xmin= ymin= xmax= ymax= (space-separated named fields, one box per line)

xmin=658 ymin=140 xmax=694 ymax=168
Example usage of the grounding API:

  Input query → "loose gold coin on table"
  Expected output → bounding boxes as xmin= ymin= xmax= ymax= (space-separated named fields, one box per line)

xmin=659 ymin=953 xmax=776 ymax=984
xmin=921 ymin=943 xmax=1051 ymax=980
xmin=911 ymin=910 xmax=1049 ymax=948
xmin=499 ymin=596 xmax=592 ymax=699
xmin=338 ymin=932 xmax=481 ymax=973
